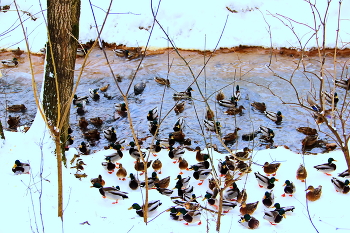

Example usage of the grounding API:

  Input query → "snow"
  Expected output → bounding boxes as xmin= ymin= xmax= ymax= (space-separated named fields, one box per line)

xmin=1 ymin=0 xmax=350 ymax=233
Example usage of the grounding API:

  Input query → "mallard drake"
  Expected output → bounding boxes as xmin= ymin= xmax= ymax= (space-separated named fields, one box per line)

xmin=76 ymin=47 xmax=88 ymax=57
xmin=173 ymin=117 xmax=185 ymax=132
xmin=149 ymin=120 xmax=159 ymax=136
xmin=128 ymin=200 xmax=162 ymax=217
xmin=251 ymin=102 xmax=266 ymax=112
xmin=128 ymin=141 xmax=145 ymax=160
xmin=338 ymin=169 xmax=350 ymax=178
xmin=152 ymin=158 xmax=162 ymax=174
xmin=6 ymin=104 xmax=26 ymax=112
xmin=90 ymin=117 xmax=103 ymax=127
xmin=105 ymin=144 xmax=123 ymax=164
xmin=170 ymin=131 xmax=185 ymax=142
xmin=12 ymin=160 xmax=30 ymax=174
xmin=76 ymin=102 xmax=86 ymax=115
xmin=223 ymin=127 xmax=241 ymax=143
xmin=237 ymin=188 xmax=248 ymax=203
xmin=155 ymin=183 xmax=173 ymax=196
xmin=73 ymin=94 xmax=89 ymax=105
xmin=218 ymin=160 xmax=229 ymax=177
xmin=83 ymin=129 xmax=100 ymax=140
xmin=216 ymin=90 xmax=225 ymax=101
xmin=314 ymin=157 xmax=337 ymax=176
xmin=273 ymin=203 xmax=295 ymax=213
xmin=239 ymin=214 xmax=260 ymax=229
xmin=115 ymin=102 xmax=127 ymax=112
xmin=116 ymin=164 xmax=127 ymax=181
xmin=302 ymin=135 xmax=318 ymax=147
xmin=90 ymin=174 xmax=105 ymax=187
xmin=296 ymin=164 xmax=307 ymax=182
xmin=134 ymin=158 xmax=152 ymax=175
xmin=234 ymin=147 xmax=251 ymax=159
xmin=102 ymin=160 xmax=116 ymax=174
xmin=103 ymin=127 xmax=117 ymax=141
xmin=224 ymin=105 xmax=245 ymax=115
xmin=202 ymin=190 xmax=219 ymax=209
xmin=134 ymin=81 xmax=146 ymax=95
xmin=78 ymin=117 xmax=89 ymax=130
xmin=178 ymin=157 xmax=189 ymax=174
xmin=89 ymin=88 xmax=100 ymax=101
xmin=265 ymin=111 xmax=283 ymax=124
xmin=224 ymin=182 xmax=240 ymax=201
xmin=282 ymin=180 xmax=296 ymax=197
xmin=173 ymin=87 xmax=193 ymax=100
xmin=92 ymin=183 xmax=128 ymax=204
xmin=204 ymin=120 xmax=221 ymax=134
xmin=254 ymin=171 xmax=278 ymax=189
xmin=233 ymin=85 xmax=241 ymax=101
xmin=195 ymin=146 xmax=209 ymax=162
xmin=331 ymin=177 xmax=350 ymax=194
xmin=296 ymin=127 xmax=317 ymax=135
xmin=154 ymin=76 xmax=170 ymax=86
xmin=177 ymin=208 xmax=202 ymax=225
xmin=1 ymin=58 xmax=18 ymax=67
xmin=147 ymin=140 xmax=162 ymax=157
xmin=168 ymin=146 xmax=185 ymax=163
xmin=263 ymin=162 xmax=281 ymax=176
xmin=242 ymin=131 xmax=259 ymax=141
xmin=174 ymin=101 xmax=185 ymax=114
xmin=168 ymin=206 xmax=184 ymax=221
xmin=335 ymin=78 xmax=350 ymax=90
xmin=7 ymin=115 xmax=20 ymax=128
xmin=113 ymin=48 xmax=129 ymax=57
xmin=306 ymin=185 xmax=322 ymax=201
xmin=218 ymin=97 xmax=237 ymax=108
xmin=222 ymin=200 xmax=238 ymax=213
xmin=147 ymin=107 xmax=158 ymax=121
xmin=240 ymin=201 xmax=259 ymax=215
xmin=259 ymin=126 xmax=275 ymax=141
xmin=140 ymin=172 xmax=159 ymax=189
xmin=189 ymin=160 xmax=210 ymax=171
xmin=323 ymin=91 xmax=339 ymax=107
xmin=262 ymin=190 xmax=274 ymax=208
xmin=79 ymin=141 xmax=90 ymax=155
xmin=155 ymin=176 xmax=170 ymax=189
xmin=99 ymin=83 xmax=110 ymax=92
xmin=192 ymin=167 xmax=212 ymax=185
xmin=175 ymin=175 xmax=191 ymax=189
xmin=263 ymin=208 xmax=286 ymax=225
xmin=175 ymin=182 xmax=194 ymax=198
xmin=12 ymin=47 xmax=24 ymax=57
xmin=129 ymin=173 xmax=139 ymax=190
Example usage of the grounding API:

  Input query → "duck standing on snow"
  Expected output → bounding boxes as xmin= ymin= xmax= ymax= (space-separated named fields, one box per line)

xmin=263 ymin=208 xmax=286 ymax=225
xmin=114 ymin=102 xmax=127 ymax=116
xmin=92 ymin=183 xmax=128 ymax=204
xmin=254 ymin=171 xmax=278 ymax=189
xmin=177 ymin=208 xmax=202 ymax=225
xmin=314 ymin=157 xmax=337 ymax=176
xmin=265 ymin=111 xmax=283 ymax=124
xmin=116 ymin=164 xmax=127 ymax=181
xmin=239 ymin=214 xmax=260 ymax=229
xmin=240 ymin=201 xmax=259 ymax=215
xmin=129 ymin=173 xmax=139 ymax=190
xmin=79 ymin=141 xmax=90 ymax=155
xmin=90 ymin=174 xmax=105 ymax=187
xmin=338 ymin=169 xmax=350 ymax=178
xmin=331 ymin=177 xmax=350 ymax=194
xmin=89 ymin=88 xmax=100 ymax=101
xmin=128 ymin=200 xmax=162 ymax=217
xmin=168 ymin=146 xmax=185 ymax=163
xmin=103 ymin=127 xmax=117 ymax=141
xmin=178 ymin=157 xmax=189 ymax=174
xmin=73 ymin=94 xmax=89 ymax=105
xmin=259 ymin=126 xmax=275 ymax=141
xmin=192 ymin=166 xmax=212 ymax=185
xmin=282 ymin=180 xmax=296 ymax=197
xmin=296 ymin=164 xmax=307 ymax=182
xmin=76 ymin=102 xmax=86 ymax=115
xmin=152 ymin=158 xmax=162 ymax=174
xmin=263 ymin=162 xmax=281 ymax=176
xmin=12 ymin=160 xmax=30 ymax=174
xmin=128 ymin=141 xmax=145 ymax=160
xmin=262 ymin=190 xmax=274 ymax=208
xmin=173 ymin=117 xmax=185 ymax=132
xmin=223 ymin=127 xmax=241 ymax=144
xmin=102 ymin=159 xmax=116 ymax=174
xmin=305 ymin=185 xmax=322 ymax=201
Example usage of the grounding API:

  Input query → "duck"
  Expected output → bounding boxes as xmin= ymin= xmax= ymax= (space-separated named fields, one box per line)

xmin=1 ymin=58 xmax=18 ymax=67
xmin=128 ymin=141 xmax=145 ymax=160
xmin=105 ymin=144 xmax=123 ymax=164
xmin=155 ymin=176 xmax=171 ymax=189
xmin=83 ymin=129 xmax=100 ymax=140
xmin=99 ymin=83 xmax=110 ymax=92
xmin=65 ymin=135 xmax=74 ymax=150
xmin=175 ymin=175 xmax=191 ymax=189
xmin=90 ymin=117 xmax=103 ymax=127
xmin=204 ymin=120 xmax=221 ymax=134
xmin=239 ymin=214 xmax=260 ymax=229
xmin=178 ymin=157 xmax=189 ymax=174
xmin=240 ymin=201 xmax=259 ymax=215
xmin=154 ymin=76 xmax=170 ymax=86
xmin=224 ymin=182 xmax=240 ymax=201
xmin=335 ymin=78 xmax=350 ymax=90
xmin=76 ymin=102 xmax=86 ymax=115
xmin=175 ymin=183 xmax=194 ymax=197
xmin=170 ymin=131 xmax=185 ymax=142
xmin=222 ymin=200 xmax=238 ymax=213
xmin=296 ymin=127 xmax=317 ymax=135
xmin=265 ymin=111 xmax=283 ymax=124
xmin=237 ymin=188 xmax=248 ymax=203
xmin=116 ymin=164 xmax=127 ymax=181
xmin=89 ymin=88 xmax=100 ymax=101
xmin=12 ymin=160 xmax=30 ymax=174
xmin=218 ymin=161 xmax=229 ymax=177
xmin=173 ymin=117 xmax=185 ymax=132
xmin=273 ymin=203 xmax=295 ymax=213
xmin=134 ymin=81 xmax=146 ymax=95
xmin=92 ymin=183 xmax=128 ymax=204
xmin=306 ymin=185 xmax=322 ymax=201
xmin=147 ymin=107 xmax=158 ymax=121
xmin=195 ymin=146 xmax=210 ymax=162
xmin=12 ymin=47 xmax=24 ymax=57
xmin=7 ymin=115 xmax=20 ymax=129
xmin=331 ymin=177 xmax=350 ymax=194
xmin=76 ymin=47 xmax=88 ymax=57
xmin=103 ymin=127 xmax=117 ymax=141
xmin=102 ymin=160 xmax=116 ymax=174
xmin=224 ymin=105 xmax=245 ymax=115
xmin=168 ymin=207 xmax=184 ymax=221
xmin=254 ymin=171 xmax=278 ymax=189
xmin=323 ymin=91 xmax=339 ymax=107
xmin=206 ymin=106 xmax=215 ymax=121
xmin=233 ymin=85 xmax=241 ymax=101
xmin=174 ymin=101 xmax=185 ymax=114
xmin=216 ymin=90 xmax=225 ymax=101
xmin=6 ymin=104 xmax=26 ymax=112
xmin=79 ymin=141 xmax=90 ymax=155
xmin=189 ymin=161 xmax=210 ymax=171
xmin=234 ymin=147 xmax=251 ymax=159
xmin=296 ymin=164 xmax=307 ymax=182
xmin=140 ymin=172 xmax=159 ymax=189
xmin=173 ymin=87 xmax=193 ymax=100
xmin=155 ymin=183 xmax=173 ymax=196
xmin=314 ymin=157 xmax=337 ymax=176
xmin=113 ymin=48 xmax=129 ymax=57
xmin=307 ymin=95 xmax=321 ymax=112
xmin=149 ymin=120 xmax=159 ymax=136
xmin=78 ymin=117 xmax=89 ymax=130
xmin=192 ymin=167 xmax=212 ymax=185
xmin=168 ymin=146 xmax=185 ymax=163
xmin=242 ymin=131 xmax=259 ymax=141
xmin=223 ymin=127 xmax=241 ymax=143
xmin=258 ymin=126 xmax=275 ymax=142
xmin=262 ymin=190 xmax=274 ymax=208
xmin=302 ymin=135 xmax=319 ymax=148
xmin=128 ymin=200 xmax=162 ymax=217
xmin=338 ymin=169 xmax=350 ymax=178
xmin=152 ymin=158 xmax=162 ymax=174
xmin=218 ymin=97 xmax=237 ymax=108
xmin=90 ymin=174 xmax=105 ymax=187
xmin=134 ymin=158 xmax=152 ymax=175
xmin=73 ymin=94 xmax=89 ymax=105
xmin=129 ymin=173 xmax=139 ymax=190
xmin=263 ymin=162 xmax=281 ymax=176
xmin=115 ymin=102 xmax=127 ymax=113
xmin=263 ymin=208 xmax=286 ymax=225
xmin=177 ymin=208 xmax=202 ymax=225
xmin=251 ymin=102 xmax=266 ymax=112
xmin=224 ymin=156 xmax=236 ymax=171
xmin=282 ymin=180 xmax=296 ymax=197
xmin=202 ymin=190 xmax=219 ymax=209
xmin=147 ymin=140 xmax=162 ymax=157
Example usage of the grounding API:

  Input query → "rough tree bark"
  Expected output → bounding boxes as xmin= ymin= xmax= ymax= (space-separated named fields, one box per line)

xmin=42 ymin=0 xmax=81 ymax=219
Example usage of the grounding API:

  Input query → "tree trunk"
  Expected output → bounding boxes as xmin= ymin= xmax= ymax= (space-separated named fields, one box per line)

xmin=43 ymin=0 xmax=81 ymax=219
